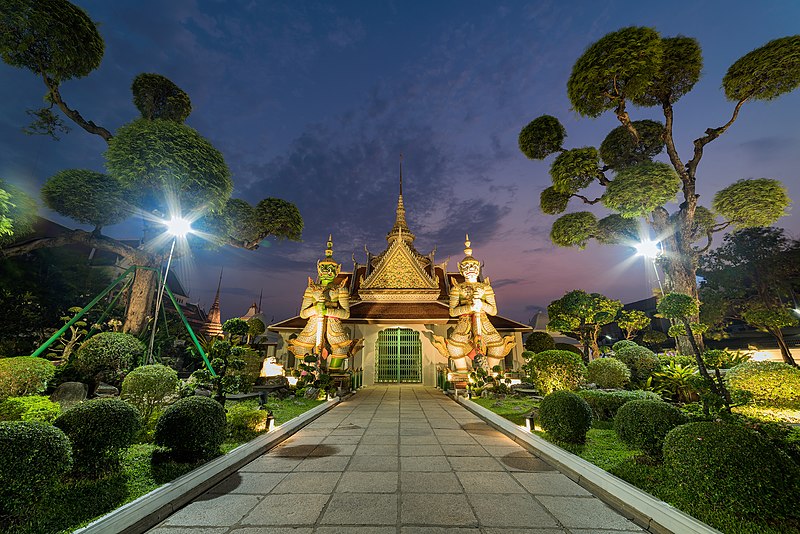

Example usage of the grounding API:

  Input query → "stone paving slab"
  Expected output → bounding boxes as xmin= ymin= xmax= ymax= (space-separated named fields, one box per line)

xmin=147 ymin=386 xmax=645 ymax=533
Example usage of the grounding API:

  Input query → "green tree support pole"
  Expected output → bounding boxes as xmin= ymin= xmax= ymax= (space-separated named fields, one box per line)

xmin=163 ymin=282 xmax=216 ymax=376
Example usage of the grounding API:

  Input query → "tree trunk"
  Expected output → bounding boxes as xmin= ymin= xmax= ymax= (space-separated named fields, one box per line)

xmin=123 ymin=267 xmax=158 ymax=336
xmin=590 ymin=324 xmax=601 ymax=361
xmin=768 ymin=327 xmax=797 ymax=366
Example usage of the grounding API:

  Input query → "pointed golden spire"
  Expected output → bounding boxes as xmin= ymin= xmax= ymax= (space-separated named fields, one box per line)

xmin=325 ymin=234 xmax=333 ymax=259
xmin=464 ymin=234 xmax=472 ymax=256
xmin=387 ymin=154 xmax=415 ymax=244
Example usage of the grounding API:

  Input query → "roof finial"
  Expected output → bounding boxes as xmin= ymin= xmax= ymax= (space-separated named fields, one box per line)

xmin=399 ymin=153 xmax=403 ymax=197
xmin=214 ymin=267 xmax=224 ymax=301
xmin=258 ymin=287 xmax=263 ymax=313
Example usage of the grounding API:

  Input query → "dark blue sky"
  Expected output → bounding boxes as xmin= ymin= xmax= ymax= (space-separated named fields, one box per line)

xmin=1 ymin=0 xmax=799 ymax=323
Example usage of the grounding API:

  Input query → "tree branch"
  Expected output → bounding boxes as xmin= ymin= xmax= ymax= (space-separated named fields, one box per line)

xmin=571 ymin=193 xmax=602 ymax=205
xmin=687 ymin=98 xmax=748 ymax=179
xmin=2 ymin=229 xmax=151 ymax=264
xmin=710 ymin=221 xmax=733 ymax=233
xmin=42 ymin=75 xmax=113 ymax=143
xmin=661 ymin=102 xmax=688 ymax=182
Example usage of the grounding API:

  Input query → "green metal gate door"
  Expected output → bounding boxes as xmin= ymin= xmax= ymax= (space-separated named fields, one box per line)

xmin=375 ymin=328 xmax=422 ymax=383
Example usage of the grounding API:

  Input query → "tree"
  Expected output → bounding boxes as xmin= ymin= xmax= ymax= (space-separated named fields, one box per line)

xmin=0 ymin=181 xmax=36 ymax=246
xmin=524 ymin=331 xmax=556 ymax=353
xmin=0 ymin=0 xmax=303 ymax=335
xmin=519 ymin=28 xmax=798 ymax=351
xmin=616 ymin=309 xmax=651 ymax=340
xmin=657 ymin=293 xmax=732 ymax=413
xmin=547 ymin=290 xmax=622 ymax=362
xmin=698 ymin=227 xmax=800 ymax=366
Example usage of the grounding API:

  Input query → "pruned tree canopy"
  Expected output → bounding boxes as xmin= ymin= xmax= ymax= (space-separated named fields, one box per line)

xmin=0 ymin=0 xmax=103 ymax=82
xmin=599 ymin=120 xmax=665 ymax=170
xmin=0 ymin=180 xmax=37 ymax=246
xmin=601 ymin=162 xmax=680 ymax=218
xmin=519 ymin=115 xmax=566 ymax=160
xmin=723 ymin=36 xmax=800 ymax=102
xmin=41 ymin=170 xmax=129 ymax=228
xmin=712 ymin=178 xmax=790 ymax=229
xmin=550 ymin=147 xmax=602 ymax=194
xmin=132 ymin=73 xmax=192 ymax=122
xmin=596 ymin=214 xmax=638 ymax=245
xmin=567 ymin=26 xmax=662 ymax=117
xmin=105 ymin=118 xmax=233 ymax=213
xmin=631 ymin=36 xmax=702 ymax=106
xmin=550 ymin=212 xmax=597 ymax=248
xmin=540 ymin=186 xmax=570 ymax=215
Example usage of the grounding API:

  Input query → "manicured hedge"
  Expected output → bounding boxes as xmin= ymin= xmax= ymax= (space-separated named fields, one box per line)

xmin=614 ymin=399 xmax=685 ymax=457
xmin=726 ymin=361 xmax=800 ymax=409
xmin=527 ymin=350 xmax=586 ymax=394
xmin=613 ymin=345 xmax=660 ymax=384
xmin=155 ymin=396 xmax=227 ymax=461
xmin=576 ymin=389 xmax=661 ymax=421
xmin=664 ymin=422 xmax=800 ymax=518
xmin=0 ymin=356 xmax=56 ymax=400
xmin=0 ymin=421 xmax=72 ymax=517
xmin=54 ymin=398 xmax=141 ymax=476
xmin=539 ymin=390 xmax=592 ymax=443
xmin=587 ymin=358 xmax=630 ymax=388
xmin=0 ymin=395 xmax=61 ymax=423
xmin=73 ymin=332 xmax=144 ymax=386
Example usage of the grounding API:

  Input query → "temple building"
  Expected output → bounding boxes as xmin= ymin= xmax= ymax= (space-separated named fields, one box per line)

xmin=269 ymin=183 xmax=531 ymax=387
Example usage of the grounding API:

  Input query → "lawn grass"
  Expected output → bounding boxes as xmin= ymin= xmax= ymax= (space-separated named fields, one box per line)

xmin=475 ymin=396 xmax=800 ymax=534
xmin=6 ymin=395 xmax=327 ymax=534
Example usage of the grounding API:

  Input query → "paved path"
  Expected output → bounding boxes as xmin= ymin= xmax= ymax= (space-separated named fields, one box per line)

xmin=148 ymin=386 xmax=645 ymax=534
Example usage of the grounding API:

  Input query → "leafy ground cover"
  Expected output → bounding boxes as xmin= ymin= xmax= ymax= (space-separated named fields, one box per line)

xmin=474 ymin=396 xmax=799 ymax=534
xmin=8 ymin=396 xmax=325 ymax=534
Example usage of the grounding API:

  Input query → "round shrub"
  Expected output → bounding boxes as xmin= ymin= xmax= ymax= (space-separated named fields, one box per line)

xmin=554 ymin=342 xmax=583 ymax=356
xmin=74 ymin=332 xmax=144 ymax=387
xmin=663 ymin=422 xmax=800 ymax=518
xmin=612 ymin=340 xmax=638 ymax=353
xmin=525 ymin=331 xmax=556 ymax=353
xmin=121 ymin=364 xmax=178 ymax=423
xmin=613 ymin=346 xmax=660 ymax=384
xmin=227 ymin=402 xmax=269 ymax=442
xmin=576 ymin=389 xmax=661 ymax=421
xmin=0 ymin=395 xmax=61 ymax=423
xmin=54 ymin=398 xmax=141 ymax=476
xmin=614 ymin=400 xmax=686 ymax=457
xmin=587 ymin=358 xmax=630 ymax=388
xmin=658 ymin=353 xmax=695 ymax=368
xmin=0 ymin=421 xmax=72 ymax=516
xmin=528 ymin=350 xmax=586 ymax=395
xmin=0 ymin=356 xmax=56 ymax=401
xmin=155 ymin=396 xmax=227 ymax=461
xmin=539 ymin=390 xmax=593 ymax=443
xmin=726 ymin=361 xmax=800 ymax=409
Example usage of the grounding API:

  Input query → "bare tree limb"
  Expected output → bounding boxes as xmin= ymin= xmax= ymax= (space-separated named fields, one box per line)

xmin=42 ymin=75 xmax=113 ymax=143
xmin=572 ymin=193 xmax=602 ymax=205
xmin=687 ymin=98 xmax=748 ymax=179
xmin=2 ymin=229 xmax=151 ymax=265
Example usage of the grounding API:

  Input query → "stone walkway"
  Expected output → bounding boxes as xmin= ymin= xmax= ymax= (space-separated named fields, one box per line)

xmin=148 ymin=386 xmax=646 ymax=534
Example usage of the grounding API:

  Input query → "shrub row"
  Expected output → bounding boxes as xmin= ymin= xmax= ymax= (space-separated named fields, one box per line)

xmin=576 ymin=389 xmax=661 ymax=421
xmin=525 ymin=350 xmax=586 ymax=394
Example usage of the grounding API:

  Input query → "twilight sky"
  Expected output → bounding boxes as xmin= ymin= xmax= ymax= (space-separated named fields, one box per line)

xmin=1 ymin=0 xmax=799 ymax=325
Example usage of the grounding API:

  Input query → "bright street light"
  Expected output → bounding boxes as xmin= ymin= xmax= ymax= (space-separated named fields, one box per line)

xmin=147 ymin=216 xmax=193 ymax=363
xmin=634 ymin=239 xmax=661 ymax=258
xmin=165 ymin=216 xmax=192 ymax=237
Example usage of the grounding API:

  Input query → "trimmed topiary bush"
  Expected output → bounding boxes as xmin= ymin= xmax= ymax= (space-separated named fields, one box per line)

xmin=576 ymin=389 xmax=661 ymax=421
xmin=554 ymin=342 xmax=583 ymax=356
xmin=525 ymin=331 xmax=556 ymax=353
xmin=74 ymin=332 xmax=144 ymax=387
xmin=0 ymin=421 xmax=72 ymax=517
xmin=726 ymin=361 xmax=800 ymax=409
xmin=587 ymin=358 xmax=630 ymax=388
xmin=539 ymin=390 xmax=593 ymax=443
xmin=612 ymin=340 xmax=638 ymax=353
xmin=614 ymin=399 xmax=686 ymax=457
xmin=613 ymin=346 xmax=660 ymax=384
xmin=121 ymin=364 xmax=178 ymax=423
xmin=0 ymin=356 xmax=56 ymax=401
xmin=527 ymin=350 xmax=586 ymax=395
xmin=155 ymin=396 xmax=227 ymax=461
xmin=53 ymin=398 xmax=141 ymax=476
xmin=227 ymin=401 xmax=269 ymax=442
xmin=663 ymin=422 xmax=800 ymax=518
xmin=0 ymin=395 xmax=61 ymax=423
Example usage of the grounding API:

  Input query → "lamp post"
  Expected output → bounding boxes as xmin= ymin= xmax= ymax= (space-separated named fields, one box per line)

xmin=634 ymin=239 xmax=664 ymax=294
xmin=147 ymin=216 xmax=192 ymax=364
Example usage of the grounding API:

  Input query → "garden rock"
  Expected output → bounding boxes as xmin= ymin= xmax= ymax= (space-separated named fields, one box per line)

xmin=304 ymin=387 xmax=320 ymax=399
xmin=95 ymin=382 xmax=119 ymax=397
xmin=50 ymin=382 xmax=87 ymax=407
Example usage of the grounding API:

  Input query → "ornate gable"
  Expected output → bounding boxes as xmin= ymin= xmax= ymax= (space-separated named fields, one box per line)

xmin=359 ymin=238 xmax=440 ymax=301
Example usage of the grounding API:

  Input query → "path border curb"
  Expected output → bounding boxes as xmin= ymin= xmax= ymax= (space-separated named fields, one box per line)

xmin=75 ymin=397 xmax=340 ymax=534
xmin=457 ymin=395 xmax=721 ymax=534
